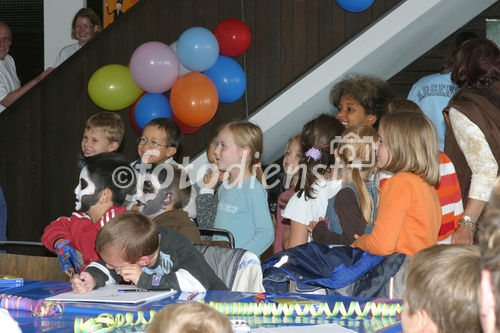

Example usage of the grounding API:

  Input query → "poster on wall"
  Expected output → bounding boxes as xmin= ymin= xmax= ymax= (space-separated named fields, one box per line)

xmin=103 ymin=0 xmax=141 ymax=28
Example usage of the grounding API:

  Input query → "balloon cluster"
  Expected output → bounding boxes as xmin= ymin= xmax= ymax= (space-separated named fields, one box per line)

xmin=87 ymin=19 xmax=251 ymax=135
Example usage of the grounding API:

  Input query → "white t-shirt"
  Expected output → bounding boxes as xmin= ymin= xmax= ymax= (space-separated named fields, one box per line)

xmin=54 ymin=42 xmax=81 ymax=67
xmin=0 ymin=308 xmax=21 ymax=333
xmin=282 ymin=178 xmax=342 ymax=225
xmin=0 ymin=55 xmax=21 ymax=113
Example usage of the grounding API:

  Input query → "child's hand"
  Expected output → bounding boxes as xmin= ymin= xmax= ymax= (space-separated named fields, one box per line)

xmin=307 ymin=221 xmax=318 ymax=235
xmin=72 ymin=272 xmax=95 ymax=294
xmin=203 ymin=164 xmax=219 ymax=189
xmin=119 ymin=264 xmax=143 ymax=285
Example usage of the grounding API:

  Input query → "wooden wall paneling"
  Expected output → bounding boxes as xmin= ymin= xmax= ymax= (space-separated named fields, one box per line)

xmin=268 ymin=0 xmax=283 ymax=102
xmin=330 ymin=1 xmax=345 ymax=52
xmin=305 ymin=0 xmax=319 ymax=69
xmin=254 ymin=0 xmax=271 ymax=110
xmin=243 ymin=0 xmax=257 ymax=113
xmin=292 ymin=0 xmax=307 ymax=79
xmin=280 ymin=0 xmax=294 ymax=88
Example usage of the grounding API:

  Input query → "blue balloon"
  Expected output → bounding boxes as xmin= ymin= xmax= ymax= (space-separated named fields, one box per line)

xmin=177 ymin=27 xmax=219 ymax=72
xmin=134 ymin=93 xmax=173 ymax=130
xmin=336 ymin=0 xmax=373 ymax=12
xmin=203 ymin=56 xmax=246 ymax=103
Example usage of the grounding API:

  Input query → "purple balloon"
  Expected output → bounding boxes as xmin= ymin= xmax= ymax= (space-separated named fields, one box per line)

xmin=129 ymin=41 xmax=180 ymax=93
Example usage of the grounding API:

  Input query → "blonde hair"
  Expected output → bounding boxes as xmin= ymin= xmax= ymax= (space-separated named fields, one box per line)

xmin=337 ymin=125 xmax=379 ymax=226
xmin=85 ymin=112 xmax=125 ymax=144
xmin=96 ymin=211 xmax=159 ymax=263
xmin=478 ymin=177 xmax=500 ymax=331
xmin=219 ymin=121 xmax=265 ymax=185
xmin=146 ymin=302 xmax=233 ymax=333
xmin=379 ymin=111 xmax=440 ymax=186
xmin=404 ymin=244 xmax=481 ymax=333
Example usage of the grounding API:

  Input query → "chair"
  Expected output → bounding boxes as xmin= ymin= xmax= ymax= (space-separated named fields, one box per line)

xmin=194 ymin=244 xmax=265 ymax=293
xmin=0 ymin=241 xmax=68 ymax=281
xmin=198 ymin=227 xmax=235 ymax=248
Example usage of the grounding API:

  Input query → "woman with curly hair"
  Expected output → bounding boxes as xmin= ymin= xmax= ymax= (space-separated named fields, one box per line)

xmin=330 ymin=73 xmax=395 ymax=129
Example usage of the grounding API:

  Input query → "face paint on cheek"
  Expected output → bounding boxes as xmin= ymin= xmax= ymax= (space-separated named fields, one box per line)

xmin=74 ymin=167 xmax=98 ymax=212
xmin=141 ymin=191 xmax=167 ymax=216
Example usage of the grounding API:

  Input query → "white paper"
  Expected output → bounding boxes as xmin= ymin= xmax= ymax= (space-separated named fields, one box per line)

xmin=250 ymin=324 xmax=356 ymax=333
xmin=46 ymin=285 xmax=176 ymax=304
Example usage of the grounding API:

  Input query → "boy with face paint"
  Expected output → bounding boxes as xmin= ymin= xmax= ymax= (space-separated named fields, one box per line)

xmin=41 ymin=153 xmax=136 ymax=274
xmin=137 ymin=164 xmax=200 ymax=244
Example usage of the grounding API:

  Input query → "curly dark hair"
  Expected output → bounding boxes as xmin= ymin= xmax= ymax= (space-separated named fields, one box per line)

xmin=329 ymin=74 xmax=395 ymax=129
xmin=451 ymin=38 xmax=499 ymax=88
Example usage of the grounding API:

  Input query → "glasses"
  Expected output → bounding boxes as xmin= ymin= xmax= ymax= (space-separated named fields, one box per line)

xmin=137 ymin=137 xmax=168 ymax=148
xmin=75 ymin=24 xmax=94 ymax=30
xmin=0 ymin=37 xmax=11 ymax=43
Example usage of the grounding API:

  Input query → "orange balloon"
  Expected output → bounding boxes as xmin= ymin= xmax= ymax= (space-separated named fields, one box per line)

xmin=170 ymin=73 xmax=219 ymax=126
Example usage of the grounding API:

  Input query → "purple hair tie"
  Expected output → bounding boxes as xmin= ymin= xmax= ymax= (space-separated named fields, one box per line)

xmin=305 ymin=147 xmax=321 ymax=161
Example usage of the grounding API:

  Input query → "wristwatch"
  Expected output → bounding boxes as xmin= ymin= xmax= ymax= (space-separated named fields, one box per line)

xmin=458 ymin=215 xmax=478 ymax=233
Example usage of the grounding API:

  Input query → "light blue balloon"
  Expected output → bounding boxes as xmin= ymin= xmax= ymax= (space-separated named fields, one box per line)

xmin=204 ymin=55 xmax=246 ymax=103
xmin=134 ymin=93 xmax=173 ymax=130
xmin=177 ymin=27 xmax=219 ymax=72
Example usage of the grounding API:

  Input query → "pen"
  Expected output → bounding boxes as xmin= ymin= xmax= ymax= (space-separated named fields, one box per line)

xmin=187 ymin=291 xmax=199 ymax=300
xmin=118 ymin=288 xmax=149 ymax=292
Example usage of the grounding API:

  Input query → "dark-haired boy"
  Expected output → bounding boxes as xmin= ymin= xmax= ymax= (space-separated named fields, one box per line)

xmin=136 ymin=164 xmax=200 ymax=244
xmin=71 ymin=211 xmax=227 ymax=292
xmin=41 ymin=152 xmax=136 ymax=274
xmin=132 ymin=118 xmax=197 ymax=218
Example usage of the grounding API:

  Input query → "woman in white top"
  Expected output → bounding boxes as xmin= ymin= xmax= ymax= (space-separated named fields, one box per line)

xmin=282 ymin=114 xmax=345 ymax=249
xmin=54 ymin=8 xmax=102 ymax=67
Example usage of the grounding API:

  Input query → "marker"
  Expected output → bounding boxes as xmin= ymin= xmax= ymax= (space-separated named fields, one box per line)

xmin=118 ymin=288 xmax=149 ymax=292
xmin=187 ymin=291 xmax=199 ymax=300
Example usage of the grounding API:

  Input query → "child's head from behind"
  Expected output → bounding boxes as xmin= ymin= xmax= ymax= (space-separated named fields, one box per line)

xmin=215 ymin=121 xmax=263 ymax=180
xmin=75 ymin=152 xmax=135 ymax=213
xmin=386 ymin=98 xmax=421 ymax=114
xmin=296 ymin=114 xmax=345 ymax=200
xmin=138 ymin=118 xmax=182 ymax=164
xmin=403 ymin=244 xmax=481 ymax=333
xmin=377 ymin=111 xmax=439 ymax=186
xmin=82 ymin=112 xmax=124 ymax=157
xmin=146 ymin=302 xmax=233 ymax=333
xmin=330 ymin=74 xmax=394 ymax=129
xmin=137 ymin=164 xmax=191 ymax=217
xmin=283 ymin=134 xmax=302 ymax=176
xmin=478 ymin=177 xmax=500 ymax=333
xmin=337 ymin=125 xmax=378 ymax=225
xmin=96 ymin=211 xmax=159 ymax=268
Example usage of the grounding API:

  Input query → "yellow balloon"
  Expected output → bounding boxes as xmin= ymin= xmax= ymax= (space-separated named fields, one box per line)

xmin=88 ymin=64 xmax=143 ymax=111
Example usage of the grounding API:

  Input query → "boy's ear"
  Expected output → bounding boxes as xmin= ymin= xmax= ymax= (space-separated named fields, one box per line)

xmin=99 ymin=188 xmax=113 ymax=204
xmin=480 ymin=269 xmax=496 ymax=322
xmin=166 ymin=147 xmax=177 ymax=158
xmin=418 ymin=309 xmax=438 ymax=333
xmin=107 ymin=141 xmax=119 ymax=152
xmin=136 ymin=255 xmax=152 ymax=267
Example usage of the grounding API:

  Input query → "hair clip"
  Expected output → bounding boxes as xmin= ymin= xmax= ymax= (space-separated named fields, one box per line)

xmin=305 ymin=147 xmax=321 ymax=161
xmin=254 ymin=162 xmax=262 ymax=168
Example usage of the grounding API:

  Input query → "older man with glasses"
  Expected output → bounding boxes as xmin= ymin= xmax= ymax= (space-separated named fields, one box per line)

xmin=0 ymin=21 xmax=52 ymax=114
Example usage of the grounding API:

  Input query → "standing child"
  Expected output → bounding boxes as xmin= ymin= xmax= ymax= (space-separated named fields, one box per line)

xmin=271 ymin=134 xmax=302 ymax=253
xmin=81 ymin=112 xmax=124 ymax=157
xmin=330 ymin=74 xmax=394 ymax=129
xmin=310 ymin=125 xmax=379 ymax=245
xmin=212 ymin=121 xmax=274 ymax=256
xmin=282 ymin=114 xmax=345 ymax=249
xmin=352 ymin=111 xmax=442 ymax=256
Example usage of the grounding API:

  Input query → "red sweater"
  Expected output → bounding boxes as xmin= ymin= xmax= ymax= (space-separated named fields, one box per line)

xmin=41 ymin=206 xmax=126 ymax=265
xmin=354 ymin=172 xmax=441 ymax=256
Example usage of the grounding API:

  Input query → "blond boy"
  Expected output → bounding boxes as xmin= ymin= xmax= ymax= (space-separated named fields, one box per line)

xmin=82 ymin=112 xmax=124 ymax=157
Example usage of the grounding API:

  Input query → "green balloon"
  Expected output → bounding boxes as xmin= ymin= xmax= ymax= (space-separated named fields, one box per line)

xmin=88 ymin=64 xmax=143 ymax=111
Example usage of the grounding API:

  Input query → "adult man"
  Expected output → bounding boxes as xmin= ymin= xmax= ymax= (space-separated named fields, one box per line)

xmin=0 ymin=22 xmax=52 ymax=113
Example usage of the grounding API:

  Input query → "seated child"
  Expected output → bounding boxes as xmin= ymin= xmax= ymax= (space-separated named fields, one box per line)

xmin=330 ymin=73 xmax=395 ymax=129
xmin=41 ymin=152 xmax=135 ymax=274
xmin=310 ymin=125 xmax=379 ymax=245
xmin=403 ymin=244 xmax=480 ymax=333
xmin=381 ymin=98 xmax=463 ymax=245
xmin=81 ymin=112 xmax=124 ymax=157
xmin=71 ymin=211 xmax=227 ymax=293
xmin=146 ymin=302 xmax=233 ymax=333
xmin=352 ymin=111 xmax=442 ymax=256
xmin=212 ymin=121 xmax=274 ymax=256
xmin=136 ymin=163 xmax=201 ymax=244
xmin=132 ymin=118 xmax=197 ymax=218
xmin=478 ymin=176 xmax=500 ymax=333
xmin=282 ymin=114 xmax=345 ymax=249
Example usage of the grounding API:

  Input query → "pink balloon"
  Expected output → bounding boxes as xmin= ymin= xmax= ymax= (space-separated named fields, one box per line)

xmin=129 ymin=41 xmax=180 ymax=93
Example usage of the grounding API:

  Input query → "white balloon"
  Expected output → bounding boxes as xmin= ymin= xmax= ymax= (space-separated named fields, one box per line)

xmin=169 ymin=41 xmax=192 ymax=78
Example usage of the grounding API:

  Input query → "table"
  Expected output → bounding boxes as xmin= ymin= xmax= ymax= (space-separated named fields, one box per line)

xmin=1 ymin=281 xmax=402 ymax=332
